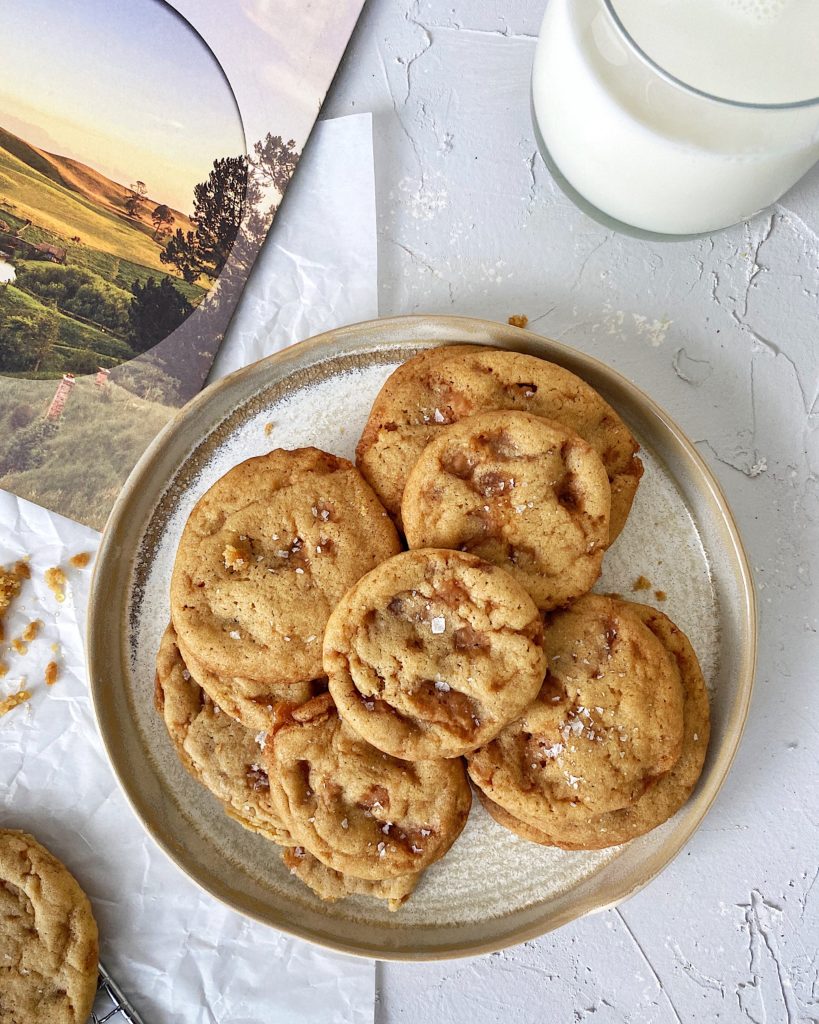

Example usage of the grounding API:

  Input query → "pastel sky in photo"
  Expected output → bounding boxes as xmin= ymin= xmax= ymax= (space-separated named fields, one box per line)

xmin=0 ymin=0 xmax=246 ymax=211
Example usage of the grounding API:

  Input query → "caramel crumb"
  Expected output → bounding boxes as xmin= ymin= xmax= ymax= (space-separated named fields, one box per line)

xmin=45 ymin=567 xmax=67 ymax=603
xmin=45 ymin=661 xmax=59 ymax=686
xmin=0 ymin=663 xmax=7 ymax=678
xmin=632 ymin=575 xmax=651 ymax=592
xmin=11 ymin=639 xmax=27 ymax=656
xmin=223 ymin=541 xmax=251 ymax=571
xmin=22 ymin=620 xmax=43 ymax=643
xmin=508 ymin=314 xmax=529 ymax=329
xmin=0 ymin=560 xmax=30 ymax=640
xmin=0 ymin=688 xmax=31 ymax=717
xmin=69 ymin=552 xmax=92 ymax=569
xmin=264 ymin=422 xmax=275 ymax=436
xmin=654 ymin=590 xmax=667 ymax=602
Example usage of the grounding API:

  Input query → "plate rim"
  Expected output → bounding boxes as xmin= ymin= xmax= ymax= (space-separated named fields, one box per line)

xmin=88 ymin=313 xmax=757 ymax=961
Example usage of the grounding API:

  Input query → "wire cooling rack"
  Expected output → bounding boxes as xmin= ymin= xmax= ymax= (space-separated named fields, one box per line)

xmin=90 ymin=963 xmax=145 ymax=1024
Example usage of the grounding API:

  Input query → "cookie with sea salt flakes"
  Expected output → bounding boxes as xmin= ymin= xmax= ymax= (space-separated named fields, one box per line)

xmin=154 ymin=623 xmax=291 ymax=844
xmin=356 ymin=344 xmax=642 ymax=539
xmin=282 ymin=846 xmax=420 ymax=911
xmin=324 ymin=548 xmax=547 ymax=760
xmin=176 ymin=634 xmax=320 ymax=732
xmin=0 ymin=830 xmax=99 ymax=1024
xmin=401 ymin=411 xmax=611 ymax=611
xmin=466 ymin=594 xmax=685 ymax=834
xmin=170 ymin=447 xmax=401 ymax=687
xmin=263 ymin=693 xmax=472 ymax=881
xmin=475 ymin=601 xmax=710 ymax=850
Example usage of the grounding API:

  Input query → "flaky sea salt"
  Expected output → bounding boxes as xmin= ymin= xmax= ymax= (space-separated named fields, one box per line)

xmin=430 ymin=616 xmax=446 ymax=634
xmin=434 ymin=680 xmax=451 ymax=692
xmin=255 ymin=731 xmax=266 ymax=749
xmin=341 ymin=818 xmax=349 ymax=829
xmin=182 ymin=669 xmax=191 ymax=681
xmin=433 ymin=408 xmax=446 ymax=423
xmin=295 ymin=567 xmax=305 ymax=574
xmin=229 ymin=630 xmax=240 ymax=640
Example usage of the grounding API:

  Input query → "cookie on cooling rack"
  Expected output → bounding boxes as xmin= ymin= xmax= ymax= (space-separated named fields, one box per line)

xmin=355 ymin=344 xmax=642 ymax=538
xmin=170 ymin=447 xmax=401 ymax=691
xmin=324 ymin=548 xmax=546 ymax=759
xmin=401 ymin=411 xmax=611 ymax=610
xmin=263 ymin=693 xmax=472 ymax=881
xmin=467 ymin=594 xmax=686 ymax=841
xmin=0 ymin=829 xmax=99 ymax=1024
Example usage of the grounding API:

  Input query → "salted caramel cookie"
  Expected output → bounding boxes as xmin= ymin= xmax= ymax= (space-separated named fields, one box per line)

xmin=170 ymin=447 xmax=401 ymax=686
xmin=282 ymin=846 xmax=419 ymax=911
xmin=154 ymin=624 xmax=290 ymax=843
xmin=466 ymin=594 xmax=685 ymax=834
xmin=324 ymin=549 xmax=546 ymax=759
xmin=263 ymin=693 xmax=472 ymax=880
xmin=0 ymin=830 xmax=99 ymax=1024
xmin=176 ymin=635 xmax=319 ymax=732
xmin=475 ymin=602 xmax=709 ymax=849
xmin=401 ymin=411 xmax=611 ymax=610
xmin=356 ymin=345 xmax=642 ymax=538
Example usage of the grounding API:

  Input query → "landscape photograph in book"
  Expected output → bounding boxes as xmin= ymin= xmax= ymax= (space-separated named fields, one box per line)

xmin=0 ymin=0 xmax=368 ymax=528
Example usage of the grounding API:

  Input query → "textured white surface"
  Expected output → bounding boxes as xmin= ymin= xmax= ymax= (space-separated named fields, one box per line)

xmin=321 ymin=1 xmax=819 ymax=1019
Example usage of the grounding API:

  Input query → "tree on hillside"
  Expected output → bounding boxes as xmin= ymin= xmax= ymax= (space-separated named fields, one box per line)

xmin=160 ymin=155 xmax=247 ymax=282
xmin=151 ymin=204 xmax=175 ymax=239
xmin=125 ymin=180 xmax=148 ymax=217
xmin=128 ymin=277 xmax=193 ymax=352
xmin=0 ymin=313 xmax=58 ymax=373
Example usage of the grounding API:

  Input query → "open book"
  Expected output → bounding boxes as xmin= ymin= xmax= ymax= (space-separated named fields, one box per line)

xmin=0 ymin=0 xmax=364 ymax=528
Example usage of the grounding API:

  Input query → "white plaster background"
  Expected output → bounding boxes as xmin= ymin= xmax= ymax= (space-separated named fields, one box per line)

xmin=322 ymin=1 xmax=819 ymax=1020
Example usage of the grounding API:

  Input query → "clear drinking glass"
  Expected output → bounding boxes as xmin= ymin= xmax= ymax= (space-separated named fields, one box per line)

xmin=531 ymin=0 xmax=819 ymax=236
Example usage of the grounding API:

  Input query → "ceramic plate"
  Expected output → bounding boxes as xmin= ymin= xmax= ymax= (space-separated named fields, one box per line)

xmin=88 ymin=315 xmax=756 ymax=960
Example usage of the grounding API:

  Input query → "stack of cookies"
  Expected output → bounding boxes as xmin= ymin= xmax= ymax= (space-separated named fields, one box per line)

xmin=156 ymin=344 xmax=710 ymax=911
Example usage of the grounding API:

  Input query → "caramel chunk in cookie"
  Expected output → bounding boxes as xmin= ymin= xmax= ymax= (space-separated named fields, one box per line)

xmin=170 ymin=447 xmax=401 ymax=686
xmin=356 ymin=345 xmax=642 ymax=538
xmin=402 ymin=411 xmax=611 ymax=610
xmin=263 ymin=693 xmax=472 ymax=880
xmin=324 ymin=549 xmax=547 ymax=759
xmin=467 ymin=594 xmax=685 ymax=834
xmin=0 ymin=830 xmax=99 ymax=1024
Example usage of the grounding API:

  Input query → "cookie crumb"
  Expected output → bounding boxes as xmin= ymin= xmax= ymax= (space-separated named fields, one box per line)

xmin=654 ymin=590 xmax=667 ymax=602
xmin=508 ymin=314 xmax=529 ymax=329
xmin=69 ymin=552 xmax=92 ymax=569
xmin=0 ymin=560 xmax=30 ymax=641
xmin=0 ymin=688 xmax=31 ymax=717
xmin=0 ymin=663 xmax=7 ymax=678
xmin=632 ymin=575 xmax=651 ymax=592
xmin=45 ymin=566 xmax=67 ymax=603
xmin=22 ymin=619 xmax=43 ymax=644
xmin=45 ymin=661 xmax=59 ymax=686
xmin=264 ymin=422 xmax=275 ymax=436
xmin=11 ymin=638 xmax=27 ymax=656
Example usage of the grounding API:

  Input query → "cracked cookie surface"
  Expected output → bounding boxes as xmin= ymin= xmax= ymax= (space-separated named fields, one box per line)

xmin=0 ymin=830 xmax=98 ymax=1024
xmin=170 ymin=447 xmax=401 ymax=686
xmin=401 ymin=411 xmax=611 ymax=610
xmin=324 ymin=549 xmax=547 ymax=759
xmin=467 ymin=594 xmax=685 ymax=836
xmin=356 ymin=345 xmax=642 ymax=538
xmin=476 ymin=602 xmax=710 ymax=849
xmin=263 ymin=693 xmax=472 ymax=880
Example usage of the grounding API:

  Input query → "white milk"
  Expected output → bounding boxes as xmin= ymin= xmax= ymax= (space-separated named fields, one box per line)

xmin=532 ymin=0 xmax=819 ymax=234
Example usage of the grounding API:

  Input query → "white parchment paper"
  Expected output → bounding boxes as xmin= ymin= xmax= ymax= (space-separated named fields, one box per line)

xmin=0 ymin=113 xmax=378 ymax=1024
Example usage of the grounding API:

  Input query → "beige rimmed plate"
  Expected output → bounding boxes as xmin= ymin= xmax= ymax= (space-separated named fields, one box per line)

xmin=88 ymin=315 xmax=756 ymax=960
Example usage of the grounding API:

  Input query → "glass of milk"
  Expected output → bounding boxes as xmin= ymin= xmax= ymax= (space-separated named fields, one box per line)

xmin=532 ymin=0 xmax=819 ymax=235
